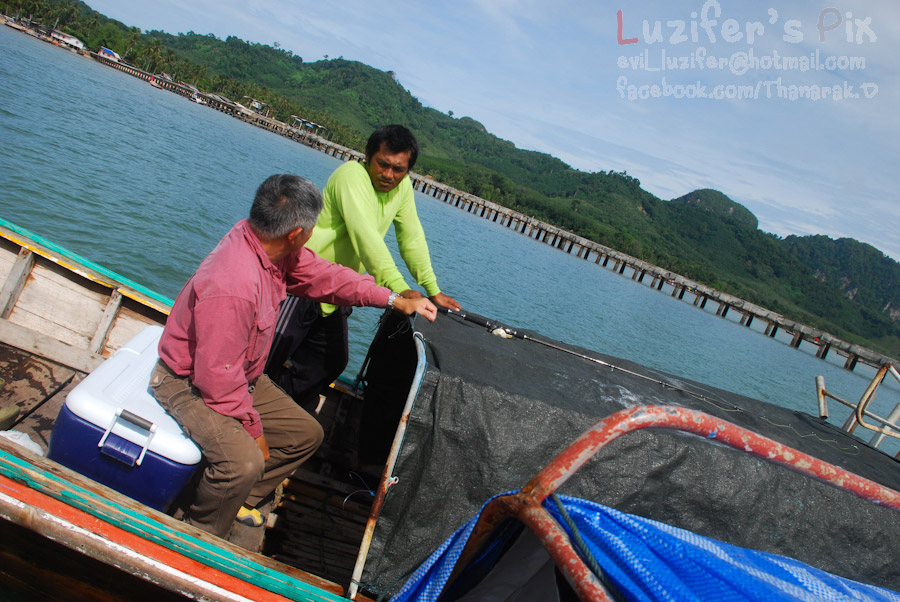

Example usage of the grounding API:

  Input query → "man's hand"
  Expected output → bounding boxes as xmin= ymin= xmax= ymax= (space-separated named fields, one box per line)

xmin=399 ymin=289 xmax=423 ymax=299
xmin=255 ymin=434 xmax=270 ymax=461
xmin=393 ymin=296 xmax=438 ymax=322
xmin=430 ymin=292 xmax=461 ymax=311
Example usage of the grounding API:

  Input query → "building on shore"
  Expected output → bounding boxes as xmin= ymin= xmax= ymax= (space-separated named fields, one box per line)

xmin=50 ymin=30 xmax=83 ymax=51
xmin=98 ymin=46 xmax=121 ymax=61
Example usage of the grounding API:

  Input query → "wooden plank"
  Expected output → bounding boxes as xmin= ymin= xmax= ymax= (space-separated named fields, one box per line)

xmin=290 ymin=466 xmax=372 ymax=498
xmin=282 ymin=481 xmax=372 ymax=518
xmin=268 ymin=479 xmax=371 ymax=589
xmin=277 ymin=529 xmax=364 ymax=558
xmin=278 ymin=547 xmax=358 ymax=572
xmin=90 ymin=289 xmax=123 ymax=354
xmin=14 ymin=373 xmax=83 ymax=453
xmin=11 ymin=261 xmax=108 ymax=342
xmin=280 ymin=519 xmax=366 ymax=543
xmin=104 ymin=304 xmax=165 ymax=355
xmin=0 ymin=237 xmax=21 ymax=285
xmin=279 ymin=497 xmax=368 ymax=528
xmin=276 ymin=512 xmax=365 ymax=545
xmin=277 ymin=544 xmax=359 ymax=567
xmin=0 ymin=248 xmax=35 ymax=319
xmin=9 ymin=304 xmax=91 ymax=350
xmin=275 ymin=551 xmax=355 ymax=577
xmin=280 ymin=508 xmax=368 ymax=534
xmin=0 ymin=319 xmax=103 ymax=374
xmin=271 ymin=550 xmax=355 ymax=587
xmin=279 ymin=503 xmax=369 ymax=531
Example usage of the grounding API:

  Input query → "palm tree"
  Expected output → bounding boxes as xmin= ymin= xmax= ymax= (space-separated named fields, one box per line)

xmin=141 ymin=38 xmax=162 ymax=73
xmin=84 ymin=12 xmax=99 ymax=36
xmin=122 ymin=30 xmax=140 ymax=62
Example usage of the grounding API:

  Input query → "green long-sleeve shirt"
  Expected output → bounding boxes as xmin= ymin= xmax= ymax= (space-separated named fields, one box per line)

xmin=308 ymin=161 xmax=441 ymax=314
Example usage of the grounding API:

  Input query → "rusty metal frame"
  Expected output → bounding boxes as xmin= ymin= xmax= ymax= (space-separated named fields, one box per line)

xmin=854 ymin=365 xmax=900 ymax=442
xmin=440 ymin=405 xmax=900 ymax=602
xmin=817 ymin=364 xmax=900 ymax=452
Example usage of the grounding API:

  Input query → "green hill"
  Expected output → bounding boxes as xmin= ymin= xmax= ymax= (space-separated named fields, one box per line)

xmin=15 ymin=0 xmax=900 ymax=357
xmin=670 ymin=189 xmax=759 ymax=230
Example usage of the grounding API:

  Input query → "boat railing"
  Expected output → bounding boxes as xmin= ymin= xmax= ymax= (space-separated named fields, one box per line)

xmin=440 ymin=404 xmax=900 ymax=602
xmin=348 ymin=331 xmax=429 ymax=600
xmin=816 ymin=363 xmax=900 ymax=458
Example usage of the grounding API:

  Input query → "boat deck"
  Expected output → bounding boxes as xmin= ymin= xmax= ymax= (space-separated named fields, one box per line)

xmin=0 ymin=342 xmax=79 ymax=449
xmin=0 ymin=340 xmax=378 ymax=599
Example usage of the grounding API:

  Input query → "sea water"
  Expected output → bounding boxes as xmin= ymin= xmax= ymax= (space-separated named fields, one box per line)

xmin=1 ymin=26 xmax=898 ymax=457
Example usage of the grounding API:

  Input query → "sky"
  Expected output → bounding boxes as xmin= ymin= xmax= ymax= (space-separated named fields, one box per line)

xmin=85 ymin=0 xmax=900 ymax=261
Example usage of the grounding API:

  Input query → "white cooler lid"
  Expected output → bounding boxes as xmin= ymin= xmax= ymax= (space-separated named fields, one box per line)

xmin=64 ymin=325 xmax=202 ymax=465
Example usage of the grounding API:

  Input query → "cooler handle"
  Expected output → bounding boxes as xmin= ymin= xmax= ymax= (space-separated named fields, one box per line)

xmin=98 ymin=409 xmax=158 ymax=466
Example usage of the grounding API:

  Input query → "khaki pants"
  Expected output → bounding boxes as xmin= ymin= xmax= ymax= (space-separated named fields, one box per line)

xmin=149 ymin=360 xmax=323 ymax=537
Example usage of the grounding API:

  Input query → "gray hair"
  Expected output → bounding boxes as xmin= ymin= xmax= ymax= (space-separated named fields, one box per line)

xmin=249 ymin=174 xmax=323 ymax=239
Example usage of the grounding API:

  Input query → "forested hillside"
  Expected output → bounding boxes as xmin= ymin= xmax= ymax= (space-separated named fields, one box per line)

xmin=7 ymin=0 xmax=900 ymax=356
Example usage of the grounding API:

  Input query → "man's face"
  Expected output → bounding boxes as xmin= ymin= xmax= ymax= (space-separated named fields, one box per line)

xmin=366 ymin=142 xmax=412 ymax=193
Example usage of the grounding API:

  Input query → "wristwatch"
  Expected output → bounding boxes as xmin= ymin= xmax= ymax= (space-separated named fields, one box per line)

xmin=387 ymin=291 xmax=399 ymax=310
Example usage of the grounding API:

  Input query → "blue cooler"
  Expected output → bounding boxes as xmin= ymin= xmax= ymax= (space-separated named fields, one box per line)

xmin=48 ymin=326 xmax=202 ymax=511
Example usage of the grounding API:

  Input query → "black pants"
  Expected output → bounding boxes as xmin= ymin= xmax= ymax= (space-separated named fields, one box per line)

xmin=265 ymin=296 xmax=352 ymax=413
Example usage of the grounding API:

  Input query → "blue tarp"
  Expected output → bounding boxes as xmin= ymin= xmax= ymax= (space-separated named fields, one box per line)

xmin=392 ymin=493 xmax=900 ymax=602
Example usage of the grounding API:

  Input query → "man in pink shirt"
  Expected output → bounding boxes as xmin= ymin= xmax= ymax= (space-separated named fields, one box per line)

xmin=149 ymin=174 xmax=436 ymax=537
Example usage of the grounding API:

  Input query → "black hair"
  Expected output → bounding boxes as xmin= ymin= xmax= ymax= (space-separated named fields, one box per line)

xmin=365 ymin=125 xmax=419 ymax=171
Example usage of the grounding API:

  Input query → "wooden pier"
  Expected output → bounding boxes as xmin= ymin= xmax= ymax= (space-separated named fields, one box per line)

xmin=407 ymin=172 xmax=897 ymax=371
xmin=89 ymin=52 xmax=897 ymax=373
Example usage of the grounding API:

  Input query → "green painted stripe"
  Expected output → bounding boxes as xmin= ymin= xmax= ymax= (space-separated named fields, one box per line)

xmin=0 ymin=217 xmax=174 ymax=308
xmin=0 ymin=449 xmax=346 ymax=602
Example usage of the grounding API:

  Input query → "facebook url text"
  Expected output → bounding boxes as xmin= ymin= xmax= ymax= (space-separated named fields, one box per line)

xmin=615 ymin=76 xmax=879 ymax=101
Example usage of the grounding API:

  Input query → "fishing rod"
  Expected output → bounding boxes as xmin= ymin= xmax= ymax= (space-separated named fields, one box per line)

xmin=438 ymin=307 xmax=620 ymax=369
xmin=438 ymin=306 xmax=730 ymax=398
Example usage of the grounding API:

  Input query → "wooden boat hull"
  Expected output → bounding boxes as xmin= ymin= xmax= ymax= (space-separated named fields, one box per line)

xmin=0 ymin=437 xmax=347 ymax=601
xmin=0 ymin=217 xmax=359 ymax=600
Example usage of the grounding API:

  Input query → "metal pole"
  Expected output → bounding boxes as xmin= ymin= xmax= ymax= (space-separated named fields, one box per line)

xmin=347 ymin=333 xmax=428 ymax=600
xmin=815 ymin=375 xmax=828 ymax=419
xmin=869 ymin=403 xmax=900 ymax=449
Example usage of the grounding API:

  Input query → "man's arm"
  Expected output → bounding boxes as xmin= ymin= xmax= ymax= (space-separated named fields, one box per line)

xmin=285 ymin=247 xmax=391 ymax=307
xmin=285 ymin=248 xmax=438 ymax=320
xmin=391 ymin=188 xmax=439 ymax=295
xmin=393 ymin=183 xmax=462 ymax=310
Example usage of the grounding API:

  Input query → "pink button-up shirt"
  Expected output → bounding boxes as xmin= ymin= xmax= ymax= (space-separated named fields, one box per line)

xmin=159 ymin=220 xmax=390 ymax=438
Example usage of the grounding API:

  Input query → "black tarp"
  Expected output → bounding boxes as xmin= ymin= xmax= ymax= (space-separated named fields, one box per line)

xmin=359 ymin=311 xmax=900 ymax=598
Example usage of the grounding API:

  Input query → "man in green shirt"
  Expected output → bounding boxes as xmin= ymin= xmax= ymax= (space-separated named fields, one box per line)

xmin=267 ymin=125 xmax=460 ymax=411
